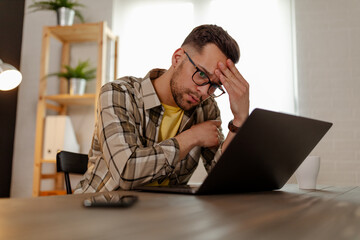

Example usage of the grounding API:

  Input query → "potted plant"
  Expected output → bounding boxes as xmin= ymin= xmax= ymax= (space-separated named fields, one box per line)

xmin=28 ymin=0 xmax=85 ymax=26
xmin=49 ymin=60 xmax=96 ymax=95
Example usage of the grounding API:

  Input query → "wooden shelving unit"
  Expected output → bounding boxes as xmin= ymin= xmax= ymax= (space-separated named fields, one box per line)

xmin=44 ymin=94 xmax=96 ymax=105
xmin=32 ymin=22 xmax=118 ymax=197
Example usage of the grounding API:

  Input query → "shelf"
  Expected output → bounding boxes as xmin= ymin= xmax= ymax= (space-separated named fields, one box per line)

xmin=39 ymin=190 xmax=67 ymax=196
xmin=33 ymin=21 xmax=118 ymax=197
xmin=41 ymin=159 xmax=56 ymax=164
xmin=47 ymin=22 xmax=117 ymax=43
xmin=44 ymin=94 xmax=96 ymax=106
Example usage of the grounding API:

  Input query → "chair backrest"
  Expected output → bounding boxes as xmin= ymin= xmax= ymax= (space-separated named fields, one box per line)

xmin=56 ymin=151 xmax=88 ymax=194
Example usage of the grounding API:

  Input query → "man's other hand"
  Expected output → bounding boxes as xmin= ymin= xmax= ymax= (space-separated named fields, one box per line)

xmin=215 ymin=59 xmax=249 ymax=127
xmin=189 ymin=120 xmax=222 ymax=148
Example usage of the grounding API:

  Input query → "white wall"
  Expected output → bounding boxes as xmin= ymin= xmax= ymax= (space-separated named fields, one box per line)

xmin=12 ymin=0 xmax=360 ymax=198
xmin=11 ymin=0 xmax=115 ymax=198
xmin=294 ymin=0 xmax=360 ymax=186
xmin=111 ymin=0 xmax=295 ymax=184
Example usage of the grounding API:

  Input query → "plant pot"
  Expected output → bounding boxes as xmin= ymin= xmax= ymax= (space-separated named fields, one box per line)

xmin=69 ymin=78 xmax=86 ymax=95
xmin=56 ymin=7 xmax=75 ymax=26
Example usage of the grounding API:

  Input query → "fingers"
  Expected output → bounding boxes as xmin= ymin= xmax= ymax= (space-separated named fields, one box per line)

xmin=214 ymin=59 xmax=250 ymax=124
xmin=209 ymin=120 xmax=222 ymax=146
xmin=190 ymin=120 xmax=222 ymax=148
xmin=215 ymin=59 xmax=249 ymax=94
xmin=205 ymin=120 xmax=221 ymax=146
xmin=209 ymin=120 xmax=222 ymax=143
xmin=210 ymin=120 xmax=222 ymax=128
xmin=217 ymin=61 xmax=241 ymax=89
xmin=225 ymin=59 xmax=249 ymax=88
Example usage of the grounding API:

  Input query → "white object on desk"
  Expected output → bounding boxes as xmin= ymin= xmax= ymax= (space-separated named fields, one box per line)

xmin=295 ymin=156 xmax=320 ymax=189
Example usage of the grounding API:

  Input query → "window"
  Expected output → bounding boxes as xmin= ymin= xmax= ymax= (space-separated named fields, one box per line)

xmin=113 ymin=0 xmax=295 ymax=134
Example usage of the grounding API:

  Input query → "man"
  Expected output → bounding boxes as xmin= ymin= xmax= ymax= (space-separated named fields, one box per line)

xmin=74 ymin=24 xmax=249 ymax=193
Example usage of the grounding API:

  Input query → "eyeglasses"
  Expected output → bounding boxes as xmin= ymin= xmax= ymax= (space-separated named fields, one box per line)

xmin=184 ymin=51 xmax=225 ymax=98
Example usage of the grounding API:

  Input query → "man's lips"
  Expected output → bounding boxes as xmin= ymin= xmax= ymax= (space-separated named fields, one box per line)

xmin=188 ymin=94 xmax=200 ymax=103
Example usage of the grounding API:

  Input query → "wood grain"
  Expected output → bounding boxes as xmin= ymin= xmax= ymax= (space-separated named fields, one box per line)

xmin=1 ymin=185 xmax=359 ymax=239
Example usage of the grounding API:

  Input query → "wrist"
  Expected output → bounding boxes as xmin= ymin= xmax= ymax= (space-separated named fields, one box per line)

xmin=232 ymin=118 xmax=246 ymax=127
xmin=233 ymin=113 xmax=249 ymax=127
xmin=232 ymin=119 xmax=242 ymax=127
xmin=180 ymin=128 xmax=201 ymax=148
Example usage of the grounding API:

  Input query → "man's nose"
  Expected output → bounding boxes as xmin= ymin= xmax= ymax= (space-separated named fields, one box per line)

xmin=196 ymin=84 xmax=209 ymax=98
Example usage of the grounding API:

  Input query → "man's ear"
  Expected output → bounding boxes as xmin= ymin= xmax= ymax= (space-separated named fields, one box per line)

xmin=171 ymin=48 xmax=184 ymax=68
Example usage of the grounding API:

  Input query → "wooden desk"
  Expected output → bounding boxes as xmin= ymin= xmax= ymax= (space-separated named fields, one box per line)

xmin=1 ymin=184 xmax=359 ymax=240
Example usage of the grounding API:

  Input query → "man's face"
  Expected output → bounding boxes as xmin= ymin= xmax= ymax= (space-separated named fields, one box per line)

xmin=170 ymin=44 xmax=227 ymax=111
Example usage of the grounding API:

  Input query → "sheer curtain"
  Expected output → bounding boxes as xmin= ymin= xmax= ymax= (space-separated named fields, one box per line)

xmin=113 ymin=0 xmax=295 ymax=135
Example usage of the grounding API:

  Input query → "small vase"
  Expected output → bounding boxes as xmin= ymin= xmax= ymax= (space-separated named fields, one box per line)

xmin=56 ymin=7 xmax=75 ymax=26
xmin=69 ymin=78 xmax=86 ymax=95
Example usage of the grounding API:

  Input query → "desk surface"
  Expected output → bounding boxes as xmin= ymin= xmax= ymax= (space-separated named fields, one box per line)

xmin=1 ymin=184 xmax=360 ymax=240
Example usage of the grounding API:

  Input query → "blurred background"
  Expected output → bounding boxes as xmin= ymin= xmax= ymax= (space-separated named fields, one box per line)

xmin=1 ymin=0 xmax=359 ymax=198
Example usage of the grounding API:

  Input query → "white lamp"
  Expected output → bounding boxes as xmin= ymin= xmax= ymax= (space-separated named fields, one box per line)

xmin=0 ymin=59 xmax=22 ymax=91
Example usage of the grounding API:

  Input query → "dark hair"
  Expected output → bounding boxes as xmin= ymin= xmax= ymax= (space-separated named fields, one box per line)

xmin=181 ymin=24 xmax=240 ymax=63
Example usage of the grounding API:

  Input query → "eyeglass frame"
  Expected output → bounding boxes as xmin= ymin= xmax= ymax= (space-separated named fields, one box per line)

xmin=184 ymin=51 xmax=225 ymax=98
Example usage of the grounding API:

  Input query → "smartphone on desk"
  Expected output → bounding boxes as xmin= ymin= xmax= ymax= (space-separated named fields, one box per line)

xmin=83 ymin=193 xmax=138 ymax=208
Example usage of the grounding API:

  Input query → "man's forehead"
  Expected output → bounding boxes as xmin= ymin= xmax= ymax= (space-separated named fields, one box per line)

xmin=198 ymin=46 xmax=226 ymax=65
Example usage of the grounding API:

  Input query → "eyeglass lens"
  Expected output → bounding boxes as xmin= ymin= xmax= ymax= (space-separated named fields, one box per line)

xmin=208 ymin=85 xmax=224 ymax=97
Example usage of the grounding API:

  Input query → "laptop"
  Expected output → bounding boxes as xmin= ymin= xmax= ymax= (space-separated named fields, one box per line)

xmin=134 ymin=108 xmax=332 ymax=195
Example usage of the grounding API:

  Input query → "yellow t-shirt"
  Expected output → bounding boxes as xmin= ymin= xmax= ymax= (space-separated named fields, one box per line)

xmin=158 ymin=103 xmax=184 ymax=142
xmin=146 ymin=103 xmax=184 ymax=186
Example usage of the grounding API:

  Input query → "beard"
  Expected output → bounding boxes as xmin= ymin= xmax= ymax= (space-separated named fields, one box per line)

xmin=170 ymin=62 xmax=202 ymax=111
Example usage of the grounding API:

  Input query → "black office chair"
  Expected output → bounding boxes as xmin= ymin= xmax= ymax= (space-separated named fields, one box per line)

xmin=56 ymin=151 xmax=88 ymax=194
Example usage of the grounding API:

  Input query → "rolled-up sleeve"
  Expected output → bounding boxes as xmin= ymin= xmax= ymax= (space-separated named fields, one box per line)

xmin=74 ymin=70 xmax=226 ymax=193
xmin=95 ymin=82 xmax=181 ymax=190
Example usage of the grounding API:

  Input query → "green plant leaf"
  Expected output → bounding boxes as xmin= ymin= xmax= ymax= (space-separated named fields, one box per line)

xmin=47 ymin=59 xmax=96 ymax=81
xmin=28 ymin=0 xmax=85 ymax=22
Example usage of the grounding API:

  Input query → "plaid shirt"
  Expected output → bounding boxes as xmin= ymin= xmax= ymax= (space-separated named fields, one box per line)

xmin=74 ymin=69 xmax=224 ymax=193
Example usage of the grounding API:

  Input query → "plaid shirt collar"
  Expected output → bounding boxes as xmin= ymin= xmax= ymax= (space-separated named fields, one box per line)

xmin=141 ymin=69 xmax=196 ymax=119
xmin=141 ymin=69 xmax=163 ymax=110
